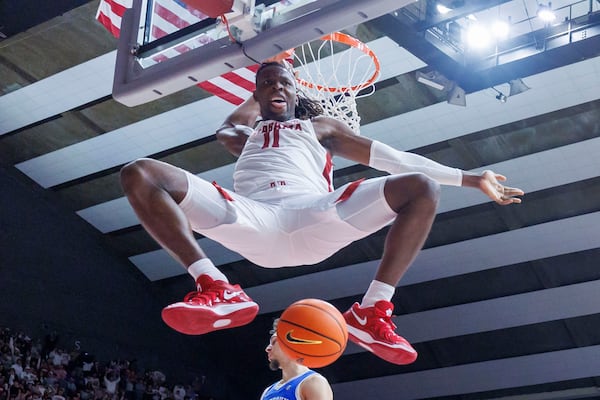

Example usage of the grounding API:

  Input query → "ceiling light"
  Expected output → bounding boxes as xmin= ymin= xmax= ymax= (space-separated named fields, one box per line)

xmin=537 ymin=3 xmax=556 ymax=22
xmin=466 ymin=24 xmax=491 ymax=49
xmin=491 ymin=20 xmax=509 ymax=40
xmin=492 ymin=87 xmax=507 ymax=103
xmin=436 ymin=4 xmax=452 ymax=14
xmin=508 ymin=78 xmax=531 ymax=96
xmin=416 ymin=70 xmax=450 ymax=91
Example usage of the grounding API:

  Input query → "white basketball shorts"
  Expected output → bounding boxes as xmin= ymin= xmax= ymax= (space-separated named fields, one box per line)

xmin=178 ymin=171 xmax=396 ymax=268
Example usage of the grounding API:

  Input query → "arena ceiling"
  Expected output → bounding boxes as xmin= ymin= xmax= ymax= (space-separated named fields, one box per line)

xmin=1 ymin=0 xmax=600 ymax=399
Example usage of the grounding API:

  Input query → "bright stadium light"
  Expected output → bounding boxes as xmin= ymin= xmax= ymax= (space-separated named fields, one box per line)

xmin=537 ymin=3 xmax=556 ymax=22
xmin=466 ymin=24 xmax=491 ymax=49
xmin=491 ymin=20 xmax=509 ymax=40
xmin=436 ymin=4 xmax=452 ymax=14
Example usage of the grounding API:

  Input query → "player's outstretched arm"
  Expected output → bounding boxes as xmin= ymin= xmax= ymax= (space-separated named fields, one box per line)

xmin=215 ymin=96 xmax=260 ymax=157
xmin=315 ymin=116 xmax=462 ymax=185
xmin=365 ymin=138 xmax=524 ymax=205
xmin=314 ymin=116 xmax=524 ymax=205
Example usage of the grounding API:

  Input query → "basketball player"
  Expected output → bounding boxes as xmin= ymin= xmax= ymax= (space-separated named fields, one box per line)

xmin=120 ymin=61 xmax=524 ymax=365
xmin=260 ymin=319 xmax=333 ymax=400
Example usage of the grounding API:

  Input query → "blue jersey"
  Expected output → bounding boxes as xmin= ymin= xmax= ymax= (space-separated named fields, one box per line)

xmin=260 ymin=370 xmax=317 ymax=400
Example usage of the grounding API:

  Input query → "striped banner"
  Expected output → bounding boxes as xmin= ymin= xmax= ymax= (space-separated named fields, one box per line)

xmin=95 ymin=0 xmax=132 ymax=38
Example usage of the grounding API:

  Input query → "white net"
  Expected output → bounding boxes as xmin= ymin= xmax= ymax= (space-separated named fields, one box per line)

xmin=290 ymin=32 xmax=380 ymax=134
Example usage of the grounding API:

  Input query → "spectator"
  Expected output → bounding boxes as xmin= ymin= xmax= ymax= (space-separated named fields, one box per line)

xmin=11 ymin=359 xmax=24 ymax=380
xmin=172 ymin=385 xmax=185 ymax=400
xmin=103 ymin=370 xmax=120 ymax=400
xmin=51 ymin=387 xmax=66 ymax=400
xmin=0 ymin=326 xmax=221 ymax=400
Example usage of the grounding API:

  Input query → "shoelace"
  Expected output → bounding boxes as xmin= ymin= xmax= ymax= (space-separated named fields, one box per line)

xmin=374 ymin=312 xmax=401 ymax=341
xmin=183 ymin=289 xmax=219 ymax=305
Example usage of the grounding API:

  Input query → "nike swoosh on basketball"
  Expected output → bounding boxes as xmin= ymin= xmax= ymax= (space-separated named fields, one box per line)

xmin=223 ymin=290 xmax=242 ymax=300
xmin=351 ymin=309 xmax=368 ymax=326
xmin=285 ymin=330 xmax=323 ymax=345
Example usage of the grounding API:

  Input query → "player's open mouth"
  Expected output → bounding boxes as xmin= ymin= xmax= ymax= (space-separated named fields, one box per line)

xmin=271 ymin=99 xmax=287 ymax=110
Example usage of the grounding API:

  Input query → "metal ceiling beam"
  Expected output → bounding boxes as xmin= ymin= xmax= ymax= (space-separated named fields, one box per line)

xmin=414 ymin=0 xmax=512 ymax=31
xmin=371 ymin=9 xmax=600 ymax=93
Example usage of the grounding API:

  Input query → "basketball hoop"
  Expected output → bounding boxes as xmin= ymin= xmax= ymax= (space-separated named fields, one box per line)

xmin=288 ymin=32 xmax=381 ymax=134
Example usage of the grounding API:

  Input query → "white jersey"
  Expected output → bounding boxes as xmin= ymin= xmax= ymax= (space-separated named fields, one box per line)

xmin=233 ymin=119 xmax=333 ymax=200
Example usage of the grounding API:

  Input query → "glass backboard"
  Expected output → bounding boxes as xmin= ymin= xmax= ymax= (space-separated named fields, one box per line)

xmin=112 ymin=0 xmax=412 ymax=106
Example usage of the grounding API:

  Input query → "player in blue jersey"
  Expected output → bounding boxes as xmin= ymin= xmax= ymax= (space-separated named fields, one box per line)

xmin=260 ymin=319 xmax=332 ymax=400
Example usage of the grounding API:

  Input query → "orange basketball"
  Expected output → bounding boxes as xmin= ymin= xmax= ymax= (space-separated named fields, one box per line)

xmin=276 ymin=299 xmax=348 ymax=368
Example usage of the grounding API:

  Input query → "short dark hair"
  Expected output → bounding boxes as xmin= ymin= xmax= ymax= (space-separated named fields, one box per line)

xmin=269 ymin=318 xmax=280 ymax=336
xmin=255 ymin=62 xmax=291 ymax=83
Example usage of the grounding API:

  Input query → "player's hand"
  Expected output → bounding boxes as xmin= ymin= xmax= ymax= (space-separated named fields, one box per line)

xmin=479 ymin=170 xmax=524 ymax=205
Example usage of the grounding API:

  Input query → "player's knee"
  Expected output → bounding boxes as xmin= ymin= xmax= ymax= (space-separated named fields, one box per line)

xmin=120 ymin=158 xmax=154 ymax=192
xmin=411 ymin=173 xmax=440 ymax=204
xmin=385 ymin=173 xmax=440 ymax=211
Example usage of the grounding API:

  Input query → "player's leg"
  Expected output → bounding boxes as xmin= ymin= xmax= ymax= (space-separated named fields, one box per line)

xmin=376 ymin=172 xmax=440 ymax=285
xmin=120 ymin=158 xmax=258 ymax=334
xmin=120 ymin=158 xmax=206 ymax=267
xmin=336 ymin=173 xmax=440 ymax=365
xmin=333 ymin=173 xmax=439 ymax=283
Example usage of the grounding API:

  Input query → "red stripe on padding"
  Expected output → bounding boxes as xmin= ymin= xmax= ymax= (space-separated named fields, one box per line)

xmin=335 ymin=178 xmax=365 ymax=203
xmin=212 ymin=181 xmax=234 ymax=201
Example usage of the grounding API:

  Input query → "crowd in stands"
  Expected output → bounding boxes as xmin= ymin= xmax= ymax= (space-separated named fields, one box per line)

xmin=0 ymin=327 xmax=213 ymax=400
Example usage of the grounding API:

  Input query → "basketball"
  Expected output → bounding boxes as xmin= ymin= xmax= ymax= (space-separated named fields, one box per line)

xmin=276 ymin=299 xmax=348 ymax=368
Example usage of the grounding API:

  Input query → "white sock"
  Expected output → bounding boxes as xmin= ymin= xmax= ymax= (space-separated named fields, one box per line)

xmin=187 ymin=259 xmax=228 ymax=282
xmin=360 ymin=280 xmax=395 ymax=308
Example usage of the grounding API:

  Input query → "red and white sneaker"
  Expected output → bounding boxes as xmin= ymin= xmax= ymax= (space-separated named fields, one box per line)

xmin=161 ymin=275 xmax=259 ymax=335
xmin=343 ymin=300 xmax=417 ymax=365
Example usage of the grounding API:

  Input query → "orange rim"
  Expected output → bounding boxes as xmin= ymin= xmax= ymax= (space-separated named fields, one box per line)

xmin=294 ymin=32 xmax=381 ymax=93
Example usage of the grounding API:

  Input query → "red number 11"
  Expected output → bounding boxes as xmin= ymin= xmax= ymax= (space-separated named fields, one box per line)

xmin=262 ymin=123 xmax=280 ymax=148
